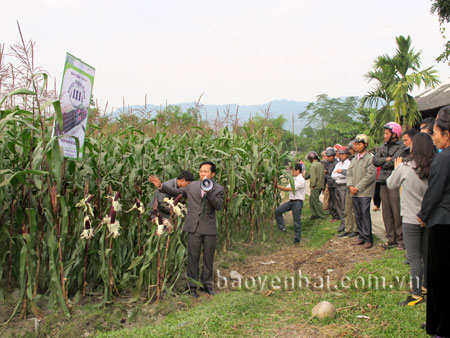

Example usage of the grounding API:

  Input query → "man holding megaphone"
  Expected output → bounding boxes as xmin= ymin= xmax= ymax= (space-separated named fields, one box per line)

xmin=157 ymin=161 xmax=224 ymax=298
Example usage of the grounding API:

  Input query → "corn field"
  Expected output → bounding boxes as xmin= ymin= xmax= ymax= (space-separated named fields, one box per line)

xmin=0 ymin=39 xmax=290 ymax=320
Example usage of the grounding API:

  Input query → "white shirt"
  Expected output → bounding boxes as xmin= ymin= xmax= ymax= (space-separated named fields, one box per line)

xmin=288 ymin=174 xmax=306 ymax=200
xmin=331 ymin=158 xmax=351 ymax=184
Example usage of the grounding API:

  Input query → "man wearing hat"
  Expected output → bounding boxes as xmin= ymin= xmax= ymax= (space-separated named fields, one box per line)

xmin=347 ymin=134 xmax=377 ymax=249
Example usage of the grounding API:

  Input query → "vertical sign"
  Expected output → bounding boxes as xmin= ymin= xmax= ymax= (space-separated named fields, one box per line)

xmin=55 ymin=53 xmax=95 ymax=159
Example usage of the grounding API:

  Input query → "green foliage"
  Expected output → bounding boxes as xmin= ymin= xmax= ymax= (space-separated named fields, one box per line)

xmin=0 ymin=85 xmax=289 ymax=318
xmin=239 ymin=115 xmax=297 ymax=151
xmin=0 ymin=29 xmax=290 ymax=321
xmin=297 ymin=94 xmax=365 ymax=152
xmin=431 ymin=0 xmax=450 ymax=64
xmin=431 ymin=0 xmax=450 ymax=23
xmin=361 ymin=35 xmax=440 ymax=131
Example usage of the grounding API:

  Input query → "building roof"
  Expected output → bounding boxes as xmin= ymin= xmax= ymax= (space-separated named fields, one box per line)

xmin=415 ymin=77 xmax=450 ymax=112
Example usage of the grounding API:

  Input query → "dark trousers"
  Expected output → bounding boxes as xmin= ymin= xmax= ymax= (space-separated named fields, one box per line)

xmin=373 ymin=182 xmax=381 ymax=208
xmin=403 ymin=223 xmax=428 ymax=297
xmin=328 ymin=187 xmax=339 ymax=219
xmin=275 ymin=200 xmax=303 ymax=242
xmin=187 ymin=232 xmax=216 ymax=290
xmin=380 ymin=184 xmax=403 ymax=247
xmin=352 ymin=196 xmax=373 ymax=243
xmin=426 ymin=224 xmax=450 ymax=337
xmin=335 ymin=184 xmax=347 ymax=231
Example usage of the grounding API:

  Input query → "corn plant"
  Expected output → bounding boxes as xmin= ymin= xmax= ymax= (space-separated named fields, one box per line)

xmin=0 ymin=36 xmax=289 ymax=321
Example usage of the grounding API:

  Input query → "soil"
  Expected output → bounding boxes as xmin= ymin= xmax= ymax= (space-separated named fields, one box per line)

xmin=219 ymin=236 xmax=384 ymax=290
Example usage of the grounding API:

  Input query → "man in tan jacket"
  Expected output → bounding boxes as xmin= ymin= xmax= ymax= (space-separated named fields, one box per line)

xmin=346 ymin=134 xmax=377 ymax=249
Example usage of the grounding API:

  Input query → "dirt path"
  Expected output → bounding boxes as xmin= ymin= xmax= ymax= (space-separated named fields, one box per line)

xmin=219 ymin=235 xmax=385 ymax=290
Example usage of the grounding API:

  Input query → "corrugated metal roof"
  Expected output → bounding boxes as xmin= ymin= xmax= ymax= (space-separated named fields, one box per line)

xmin=416 ymin=77 xmax=450 ymax=111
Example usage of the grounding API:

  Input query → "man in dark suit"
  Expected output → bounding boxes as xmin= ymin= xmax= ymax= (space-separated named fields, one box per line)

xmin=150 ymin=161 xmax=224 ymax=298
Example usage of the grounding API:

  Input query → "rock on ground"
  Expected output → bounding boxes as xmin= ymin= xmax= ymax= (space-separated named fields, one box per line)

xmin=311 ymin=301 xmax=336 ymax=320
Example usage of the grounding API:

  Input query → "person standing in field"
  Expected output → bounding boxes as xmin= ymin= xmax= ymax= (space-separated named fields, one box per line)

xmin=417 ymin=107 xmax=450 ymax=337
xmin=347 ymin=134 xmax=377 ymax=249
xmin=321 ymin=150 xmax=330 ymax=212
xmin=373 ymin=122 xmax=407 ymax=249
xmin=275 ymin=163 xmax=306 ymax=244
xmin=151 ymin=161 xmax=224 ymax=298
xmin=306 ymin=151 xmax=326 ymax=220
xmin=331 ymin=147 xmax=351 ymax=233
xmin=387 ymin=133 xmax=434 ymax=307
xmin=339 ymin=141 xmax=358 ymax=238
xmin=324 ymin=147 xmax=339 ymax=221
xmin=148 ymin=170 xmax=194 ymax=219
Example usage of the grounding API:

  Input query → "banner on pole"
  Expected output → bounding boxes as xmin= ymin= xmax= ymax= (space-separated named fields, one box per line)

xmin=54 ymin=53 xmax=95 ymax=159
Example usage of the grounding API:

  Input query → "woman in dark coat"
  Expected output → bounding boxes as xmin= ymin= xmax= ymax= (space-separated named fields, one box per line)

xmin=417 ymin=106 xmax=450 ymax=337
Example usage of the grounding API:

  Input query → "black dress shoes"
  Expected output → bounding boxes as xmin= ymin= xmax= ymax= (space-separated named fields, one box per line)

xmin=199 ymin=286 xmax=216 ymax=295
xmin=337 ymin=232 xmax=350 ymax=237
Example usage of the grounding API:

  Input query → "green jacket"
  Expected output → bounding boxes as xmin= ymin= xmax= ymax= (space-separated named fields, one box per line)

xmin=309 ymin=160 xmax=325 ymax=190
xmin=346 ymin=151 xmax=376 ymax=197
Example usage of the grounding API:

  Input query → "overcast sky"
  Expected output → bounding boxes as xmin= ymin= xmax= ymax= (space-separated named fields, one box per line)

xmin=2 ymin=0 xmax=450 ymax=110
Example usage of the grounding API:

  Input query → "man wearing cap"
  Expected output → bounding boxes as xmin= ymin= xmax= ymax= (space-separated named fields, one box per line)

xmin=347 ymin=134 xmax=377 ymax=249
xmin=373 ymin=122 xmax=407 ymax=249
xmin=331 ymin=147 xmax=351 ymax=233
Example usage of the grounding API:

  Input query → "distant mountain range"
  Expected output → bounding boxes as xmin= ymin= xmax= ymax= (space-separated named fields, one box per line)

xmin=118 ymin=99 xmax=310 ymax=134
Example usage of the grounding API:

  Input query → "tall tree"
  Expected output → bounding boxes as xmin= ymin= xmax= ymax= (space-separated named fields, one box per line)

xmin=361 ymin=35 xmax=440 ymax=130
xmin=431 ymin=0 xmax=450 ymax=64
xmin=298 ymin=94 xmax=364 ymax=152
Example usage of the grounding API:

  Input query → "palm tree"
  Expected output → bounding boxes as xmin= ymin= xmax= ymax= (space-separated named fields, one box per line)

xmin=361 ymin=35 xmax=440 ymax=130
xmin=360 ymin=55 xmax=396 ymax=140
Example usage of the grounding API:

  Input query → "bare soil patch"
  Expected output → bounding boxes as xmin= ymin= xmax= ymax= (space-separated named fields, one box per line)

xmin=220 ymin=236 xmax=384 ymax=288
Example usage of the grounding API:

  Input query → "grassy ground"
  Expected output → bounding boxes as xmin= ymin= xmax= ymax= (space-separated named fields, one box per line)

xmin=1 ymin=200 xmax=428 ymax=337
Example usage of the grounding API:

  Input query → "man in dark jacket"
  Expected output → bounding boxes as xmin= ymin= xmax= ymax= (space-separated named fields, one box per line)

xmin=154 ymin=161 xmax=224 ymax=298
xmin=373 ymin=122 xmax=407 ymax=249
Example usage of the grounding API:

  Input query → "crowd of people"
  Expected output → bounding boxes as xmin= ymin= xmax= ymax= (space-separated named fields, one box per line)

xmin=275 ymin=106 xmax=450 ymax=337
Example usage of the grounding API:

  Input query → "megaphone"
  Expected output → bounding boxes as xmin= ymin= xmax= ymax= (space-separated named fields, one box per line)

xmin=200 ymin=178 xmax=214 ymax=192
